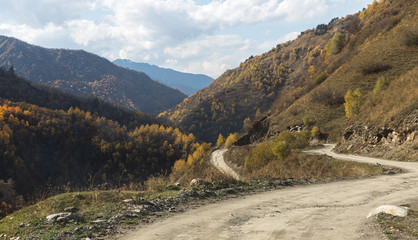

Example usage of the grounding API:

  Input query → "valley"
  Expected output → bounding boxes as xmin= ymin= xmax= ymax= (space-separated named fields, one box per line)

xmin=0 ymin=0 xmax=416 ymax=239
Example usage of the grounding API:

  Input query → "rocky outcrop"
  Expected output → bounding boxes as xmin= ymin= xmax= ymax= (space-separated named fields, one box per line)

xmin=336 ymin=111 xmax=417 ymax=161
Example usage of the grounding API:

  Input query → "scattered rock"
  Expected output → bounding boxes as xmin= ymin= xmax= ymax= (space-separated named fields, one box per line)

xmin=46 ymin=212 xmax=83 ymax=223
xmin=92 ymin=219 xmax=107 ymax=224
xmin=123 ymin=199 xmax=135 ymax=204
xmin=64 ymin=207 xmax=79 ymax=213
xmin=367 ymin=205 xmax=408 ymax=218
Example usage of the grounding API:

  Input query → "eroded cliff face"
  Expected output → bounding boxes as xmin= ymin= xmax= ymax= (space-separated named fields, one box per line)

xmin=335 ymin=110 xmax=418 ymax=161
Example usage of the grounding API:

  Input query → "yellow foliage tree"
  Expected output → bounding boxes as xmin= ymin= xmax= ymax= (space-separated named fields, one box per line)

xmin=311 ymin=126 xmax=320 ymax=138
xmin=344 ymin=88 xmax=364 ymax=118
xmin=216 ymin=133 xmax=225 ymax=147
xmin=225 ymin=132 xmax=239 ymax=149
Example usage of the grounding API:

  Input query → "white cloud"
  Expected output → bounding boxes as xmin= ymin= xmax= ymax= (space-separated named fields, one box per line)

xmin=0 ymin=22 xmax=65 ymax=44
xmin=0 ymin=0 xmax=374 ymax=78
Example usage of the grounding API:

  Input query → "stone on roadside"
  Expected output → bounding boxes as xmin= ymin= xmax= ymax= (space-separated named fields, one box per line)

xmin=190 ymin=178 xmax=209 ymax=187
xmin=367 ymin=205 xmax=408 ymax=218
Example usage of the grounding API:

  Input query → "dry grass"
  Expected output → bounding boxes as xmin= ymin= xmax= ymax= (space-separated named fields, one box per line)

xmin=360 ymin=66 xmax=418 ymax=127
xmin=401 ymin=26 xmax=418 ymax=46
xmin=267 ymin=0 xmax=418 ymax=140
xmin=246 ymin=152 xmax=383 ymax=180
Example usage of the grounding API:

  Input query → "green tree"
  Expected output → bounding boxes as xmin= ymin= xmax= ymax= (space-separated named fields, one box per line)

xmin=344 ymin=88 xmax=364 ymax=118
xmin=326 ymin=32 xmax=346 ymax=55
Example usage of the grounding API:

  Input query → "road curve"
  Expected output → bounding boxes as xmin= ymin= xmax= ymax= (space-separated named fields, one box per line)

xmin=120 ymin=144 xmax=418 ymax=240
xmin=209 ymin=148 xmax=241 ymax=180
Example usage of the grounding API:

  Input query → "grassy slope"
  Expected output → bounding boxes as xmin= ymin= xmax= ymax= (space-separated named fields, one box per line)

xmin=267 ymin=0 xmax=418 ymax=140
xmin=270 ymin=1 xmax=418 ymax=139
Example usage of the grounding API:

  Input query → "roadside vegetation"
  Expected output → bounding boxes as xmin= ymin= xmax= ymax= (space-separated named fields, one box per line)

xmin=376 ymin=201 xmax=418 ymax=240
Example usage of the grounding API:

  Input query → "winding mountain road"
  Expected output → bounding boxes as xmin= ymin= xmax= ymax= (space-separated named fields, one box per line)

xmin=209 ymin=148 xmax=241 ymax=180
xmin=121 ymin=144 xmax=418 ymax=240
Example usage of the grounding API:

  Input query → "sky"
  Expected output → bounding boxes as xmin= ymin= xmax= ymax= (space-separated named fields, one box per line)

xmin=0 ymin=0 xmax=373 ymax=78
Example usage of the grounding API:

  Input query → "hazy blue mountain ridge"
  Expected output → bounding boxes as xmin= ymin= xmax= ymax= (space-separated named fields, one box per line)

xmin=114 ymin=59 xmax=213 ymax=96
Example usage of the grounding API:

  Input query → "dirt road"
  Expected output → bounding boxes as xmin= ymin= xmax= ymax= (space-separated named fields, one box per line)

xmin=121 ymin=144 xmax=418 ymax=240
xmin=209 ymin=149 xmax=240 ymax=180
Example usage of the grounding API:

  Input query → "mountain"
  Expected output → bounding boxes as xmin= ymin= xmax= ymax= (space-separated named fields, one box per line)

xmin=113 ymin=59 xmax=213 ymax=96
xmin=0 ymin=36 xmax=187 ymax=113
xmin=0 ymin=69 xmax=201 ymax=205
xmin=0 ymin=67 xmax=160 ymax=128
xmin=161 ymin=0 xmax=418 ymax=147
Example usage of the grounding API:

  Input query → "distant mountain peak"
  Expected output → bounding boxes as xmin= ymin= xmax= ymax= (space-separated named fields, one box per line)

xmin=113 ymin=59 xmax=213 ymax=96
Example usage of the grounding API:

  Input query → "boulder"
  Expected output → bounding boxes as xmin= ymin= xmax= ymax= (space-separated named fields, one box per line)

xmin=190 ymin=178 xmax=208 ymax=187
xmin=367 ymin=205 xmax=408 ymax=218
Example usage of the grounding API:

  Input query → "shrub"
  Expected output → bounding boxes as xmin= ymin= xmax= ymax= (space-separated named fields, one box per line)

xmin=302 ymin=116 xmax=311 ymax=127
xmin=274 ymin=130 xmax=310 ymax=150
xmin=244 ymin=142 xmax=275 ymax=172
xmin=373 ymin=76 xmax=390 ymax=97
xmin=144 ymin=175 xmax=168 ymax=193
xmin=292 ymin=131 xmax=311 ymax=149
xmin=347 ymin=15 xmax=362 ymax=34
xmin=344 ymin=88 xmax=364 ymax=118
xmin=271 ymin=140 xmax=289 ymax=160
xmin=310 ymin=88 xmax=345 ymax=107
xmin=326 ymin=32 xmax=346 ymax=55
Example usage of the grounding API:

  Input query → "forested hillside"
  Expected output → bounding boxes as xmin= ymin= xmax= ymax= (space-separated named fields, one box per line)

xmin=0 ymin=69 xmax=201 ymax=217
xmin=160 ymin=11 xmax=348 ymax=142
xmin=0 ymin=67 xmax=160 ymax=128
xmin=0 ymin=36 xmax=186 ymax=113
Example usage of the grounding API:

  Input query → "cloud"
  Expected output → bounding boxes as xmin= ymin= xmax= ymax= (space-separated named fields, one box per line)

xmin=0 ymin=0 xmax=373 ymax=78
xmin=0 ymin=22 xmax=65 ymax=44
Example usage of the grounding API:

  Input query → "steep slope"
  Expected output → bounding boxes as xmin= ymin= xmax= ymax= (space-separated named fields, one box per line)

xmin=162 ymin=0 xmax=417 ymax=145
xmin=114 ymin=59 xmax=213 ymax=96
xmin=0 ymin=36 xmax=187 ymax=113
xmin=161 ymin=14 xmax=348 ymax=142
xmin=265 ymin=0 xmax=417 ymax=138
